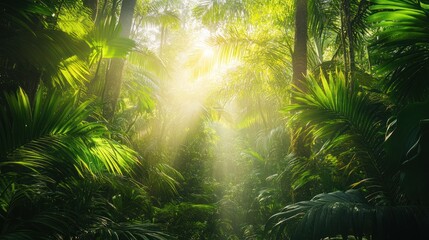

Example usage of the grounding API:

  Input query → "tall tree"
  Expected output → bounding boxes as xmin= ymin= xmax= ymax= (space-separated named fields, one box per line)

xmin=290 ymin=0 xmax=309 ymax=157
xmin=103 ymin=0 xmax=136 ymax=119
xmin=291 ymin=0 xmax=308 ymax=91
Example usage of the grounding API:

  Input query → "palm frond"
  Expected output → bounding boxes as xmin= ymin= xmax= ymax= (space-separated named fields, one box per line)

xmin=126 ymin=47 xmax=168 ymax=90
xmin=85 ymin=221 xmax=171 ymax=240
xmin=284 ymin=71 xmax=397 ymax=202
xmin=128 ymin=48 xmax=167 ymax=76
xmin=308 ymin=0 xmax=339 ymax=39
xmin=187 ymin=29 xmax=250 ymax=78
xmin=0 ymin=0 xmax=52 ymax=33
xmin=87 ymin=16 xmax=135 ymax=66
xmin=308 ymin=0 xmax=370 ymax=69
xmin=50 ymin=55 xmax=90 ymax=88
xmin=286 ymin=71 xmax=385 ymax=160
xmin=56 ymin=0 xmax=94 ymax=38
xmin=192 ymin=0 xmax=247 ymax=28
xmin=145 ymin=163 xmax=184 ymax=199
xmin=0 ymin=88 xmax=139 ymax=178
xmin=0 ymin=179 xmax=77 ymax=239
xmin=0 ymin=0 xmax=93 ymax=90
xmin=0 ymin=29 xmax=91 ymax=87
xmin=266 ymin=190 xmax=428 ymax=240
xmin=368 ymin=0 xmax=429 ymax=103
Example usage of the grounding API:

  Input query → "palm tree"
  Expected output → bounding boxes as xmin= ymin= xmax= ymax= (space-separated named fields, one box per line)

xmin=265 ymin=4 xmax=429 ymax=239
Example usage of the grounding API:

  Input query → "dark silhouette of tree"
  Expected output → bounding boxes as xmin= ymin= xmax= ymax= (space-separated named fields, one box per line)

xmin=103 ymin=0 xmax=137 ymax=119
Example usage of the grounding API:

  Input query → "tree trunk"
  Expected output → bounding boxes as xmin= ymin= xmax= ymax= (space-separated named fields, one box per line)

xmin=340 ymin=2 xmax=349 ymax=82
xmin=345 ymin=0 xmax=356 ymax=89
xmin=102 ymin=0 xmax=136 ymax=119
xmin=290 ymin=0 xmax=310 ymax=158
xmin=292 ymin=0 xmax=308 ymax=92
xmin=341 ymin=0 xmax=355 ymax=89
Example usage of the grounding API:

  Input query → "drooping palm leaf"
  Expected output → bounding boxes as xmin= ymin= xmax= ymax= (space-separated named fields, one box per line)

xmin=128 ymin=48 xmax=167 ymax=79
xmin=0 ymin=0 xmax=92 ymax=90
xmin=146 ymin=163 xmax=184 ymax=198
xmin=368 ymin=0 xmax=429 ymax=103
xmin=1 ymin=29 xmax=91 ymax=87
xmin=266 ymin=190 xmax=429 ymax=240
xmin=0 ymin=0 xmax=51 ymax=33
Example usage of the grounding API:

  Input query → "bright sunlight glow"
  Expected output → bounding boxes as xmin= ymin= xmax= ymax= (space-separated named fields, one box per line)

xmin=202 ymin=46 xmax=214 ymax=59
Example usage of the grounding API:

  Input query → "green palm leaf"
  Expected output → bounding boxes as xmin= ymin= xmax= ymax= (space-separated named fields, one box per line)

xmin=0 ymin=0 xmax=92 ymax=89
xmin=284 ymin=72 xmax=399 ymax=203
xmin=85 ymin=221 xmax=171 ymax=240
xmin=286 ymin=71 xmax=385 ymax=162
xmin=87 ymin=16 xmax=136 ymax=66
xmin=266 ymin=190 xmax=428 ymax=240
xmin=0 ymin=88 xmax=138 ymax=178
xmin=0 ymin=175 xmax=169 ymax=240
xmin=369 ymin=0 xmax=429 ymax=103
xmin=1 ymin=29 xmax=91 ymax=89
xmin=193 ymin=0 xmax=247 ymax=28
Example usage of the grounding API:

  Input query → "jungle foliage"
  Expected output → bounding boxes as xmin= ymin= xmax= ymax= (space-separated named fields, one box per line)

xmin=1 ymin=0 xmax=428 ymax=239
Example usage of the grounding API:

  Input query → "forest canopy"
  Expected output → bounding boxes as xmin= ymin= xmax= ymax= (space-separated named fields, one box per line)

xmin=1 ymin=0 xmax=429 ymax=239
